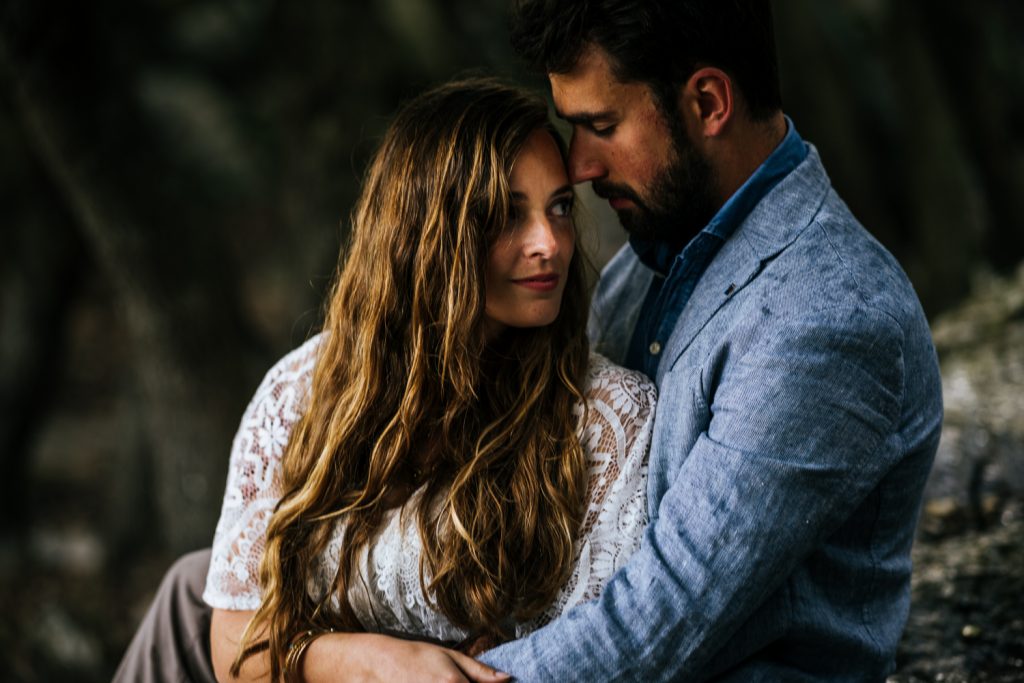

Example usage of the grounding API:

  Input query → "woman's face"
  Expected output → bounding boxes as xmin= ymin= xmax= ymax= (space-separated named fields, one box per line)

xmin=483 ymin=129 xmax=576 ymax=339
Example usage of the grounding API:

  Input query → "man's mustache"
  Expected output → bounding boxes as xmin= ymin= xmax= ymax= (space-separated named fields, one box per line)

xmin=592 ymin=180 xmax=645 ymax=208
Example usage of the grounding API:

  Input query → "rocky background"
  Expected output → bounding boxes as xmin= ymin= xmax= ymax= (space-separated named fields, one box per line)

xmin=1 ymin=1 xmax=1023 ymax=681
xmin=888 ymin=266 xmax=1024 ymax=683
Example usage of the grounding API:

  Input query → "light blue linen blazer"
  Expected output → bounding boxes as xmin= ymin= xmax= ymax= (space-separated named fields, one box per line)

xmin=483 ymin=146 xmax=943 ymax=681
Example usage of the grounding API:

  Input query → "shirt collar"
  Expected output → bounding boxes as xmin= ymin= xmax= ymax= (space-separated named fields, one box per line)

xmin=629 ymin=116 xmax=808 ymax=275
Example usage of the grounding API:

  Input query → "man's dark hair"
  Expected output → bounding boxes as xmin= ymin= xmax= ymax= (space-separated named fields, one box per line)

xmin=509 ymin=0 xmax=782 ymax=121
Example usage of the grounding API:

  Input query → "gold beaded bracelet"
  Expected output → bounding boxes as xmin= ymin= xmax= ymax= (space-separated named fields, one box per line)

xmin=283 ymin=628 xmax=336 ymax=679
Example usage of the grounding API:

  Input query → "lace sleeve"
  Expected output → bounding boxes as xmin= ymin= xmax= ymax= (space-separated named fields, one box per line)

xmin=202 ymin=335 xmax=321 ymax=610
xmin=517 ymin=353 xmax=656 ymax=635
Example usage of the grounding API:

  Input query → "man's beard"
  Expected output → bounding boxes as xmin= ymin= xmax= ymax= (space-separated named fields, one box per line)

xmin=593 ymin=123 xmax=718 ymax=249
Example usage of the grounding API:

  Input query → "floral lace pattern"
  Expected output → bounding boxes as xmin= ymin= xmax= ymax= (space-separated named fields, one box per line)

xmin=204 ymin=337 xmax=656 ymax=642
xmin=203 ymin=336 xmax=321 ymax=610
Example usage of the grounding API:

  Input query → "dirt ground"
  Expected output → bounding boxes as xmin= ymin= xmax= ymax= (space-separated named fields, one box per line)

xmin=889 ymin=501 xmax=1024 ymax=682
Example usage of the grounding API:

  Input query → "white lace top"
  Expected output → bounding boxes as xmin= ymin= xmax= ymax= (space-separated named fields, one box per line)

xmin=203 ymin=334 xmax=656 ymax=642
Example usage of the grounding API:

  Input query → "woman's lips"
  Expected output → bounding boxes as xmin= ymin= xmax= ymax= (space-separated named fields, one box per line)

xmin=512 ymin=273 xmax=560 ymax=291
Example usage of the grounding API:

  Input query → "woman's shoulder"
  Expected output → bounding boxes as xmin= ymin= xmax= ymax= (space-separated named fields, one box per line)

xmin=268 ymin=332 xmax=323 ymax=378
xmin=581 ymin=352 xmax=657 ymax=425
xmin=239 ymin=333 xmax=324 ymax=425
xmin=584 ymin=353 xmax=657 ymax=402
xmin=254 ymin=333 xmax=323 ymax=392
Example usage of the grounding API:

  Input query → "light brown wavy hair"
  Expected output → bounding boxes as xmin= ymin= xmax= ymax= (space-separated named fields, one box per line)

xmin=232 ymin=78 xmax=592 ymax=679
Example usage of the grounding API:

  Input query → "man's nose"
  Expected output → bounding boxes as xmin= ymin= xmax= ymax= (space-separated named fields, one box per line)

xmin=568 ymin=134 xmax=606 ymax=184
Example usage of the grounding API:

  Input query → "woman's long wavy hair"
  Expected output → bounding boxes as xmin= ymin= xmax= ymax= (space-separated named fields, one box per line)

xmin=233 ymin=78 xmax=592 ymax=679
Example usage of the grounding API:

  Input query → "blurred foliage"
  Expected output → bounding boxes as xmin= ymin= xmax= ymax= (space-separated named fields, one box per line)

xmin=774 ymin=0 xmax=1024 ymax=313
xmin=0 ymin=1 xmax=1023 ymax=680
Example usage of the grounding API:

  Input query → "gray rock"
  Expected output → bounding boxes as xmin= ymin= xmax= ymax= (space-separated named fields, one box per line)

xmin=923 ymin=264 xmax=1024 ymax=536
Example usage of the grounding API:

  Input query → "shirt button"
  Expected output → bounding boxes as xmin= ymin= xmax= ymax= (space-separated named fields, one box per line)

xmin=649 ymin=341 xmax=662 ymax=356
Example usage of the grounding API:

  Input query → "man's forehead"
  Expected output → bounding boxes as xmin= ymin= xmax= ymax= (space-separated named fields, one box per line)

xmin=552 ymin=48 xmax=614 ymax=109
xmin=549 ymin=48 xmax=646 ymax=121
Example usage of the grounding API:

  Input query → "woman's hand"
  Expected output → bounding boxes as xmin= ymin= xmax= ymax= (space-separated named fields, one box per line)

xmin=306 ymin=631 xmax=510 ymax=683
xmin=456 ymin=633 xmax=505 ymax=658
xmin=211 ymin=608 xmax=509 ymax=683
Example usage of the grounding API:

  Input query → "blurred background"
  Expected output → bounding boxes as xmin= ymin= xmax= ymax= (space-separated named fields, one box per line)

xmin=1 ymin=1 xmax=1022 ymax=680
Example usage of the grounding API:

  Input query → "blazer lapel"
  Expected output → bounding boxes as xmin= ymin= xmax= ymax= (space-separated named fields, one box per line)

xmin=659 ymin=145 xmax=833 ymax=380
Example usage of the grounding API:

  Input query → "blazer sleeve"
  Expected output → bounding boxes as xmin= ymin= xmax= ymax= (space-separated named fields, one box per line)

xmin=481 ymin=306 xmax=906 ymax=680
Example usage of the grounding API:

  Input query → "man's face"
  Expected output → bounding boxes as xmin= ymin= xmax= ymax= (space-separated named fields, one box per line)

xmin=550 ymin=45 xmax=718 ymax=246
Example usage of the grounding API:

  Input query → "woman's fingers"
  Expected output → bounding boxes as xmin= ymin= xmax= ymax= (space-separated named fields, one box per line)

xmin=457 ymin=633 xmax=502 ymax=657
xmin=303 ymin=631 xmax=511 ymax=683
xmin=444 ymin=649 xmax=511 ymax=683
xmin=346 ymin=635 xmax=507 ymax=683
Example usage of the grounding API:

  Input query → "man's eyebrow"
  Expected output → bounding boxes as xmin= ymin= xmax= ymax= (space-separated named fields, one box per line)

xmin=555 ymin=109 xmax=616 ymax=126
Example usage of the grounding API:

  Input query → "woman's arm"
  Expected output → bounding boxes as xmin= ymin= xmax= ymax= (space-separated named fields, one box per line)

xmin=210 ymin=608 xmax=510 ymax=683
xmin=210 ymin=608 xmax=262 ymax=682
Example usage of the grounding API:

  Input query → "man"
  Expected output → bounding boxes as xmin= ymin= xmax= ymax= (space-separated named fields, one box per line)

xmin=475 ymin=1 xmax=942 ymax=680
xmin=116 ymin=2 xmax=942 ymax=681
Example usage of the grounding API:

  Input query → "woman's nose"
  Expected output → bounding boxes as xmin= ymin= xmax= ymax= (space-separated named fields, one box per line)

xmin=523 ymin=214 xmax=559 ymax=259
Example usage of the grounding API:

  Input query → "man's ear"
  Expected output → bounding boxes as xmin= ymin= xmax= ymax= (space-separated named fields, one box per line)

xmin=679 ymin=67 xmax=734 ymax=138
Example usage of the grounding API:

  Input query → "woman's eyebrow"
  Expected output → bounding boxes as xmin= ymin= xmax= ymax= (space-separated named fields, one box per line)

xmin=510 ymin=185 xmax=574 ymax=202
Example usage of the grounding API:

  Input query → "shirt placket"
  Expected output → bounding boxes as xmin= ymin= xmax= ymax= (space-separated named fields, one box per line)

xmin=640 ymin=237 xmax=706 ymax=376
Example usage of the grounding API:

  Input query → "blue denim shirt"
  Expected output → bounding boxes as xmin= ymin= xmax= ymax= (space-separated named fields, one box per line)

xmin=625 ymin=120 xmax=808 ymax=377
xmin=482 ymin=142 xmax=943 ymax=681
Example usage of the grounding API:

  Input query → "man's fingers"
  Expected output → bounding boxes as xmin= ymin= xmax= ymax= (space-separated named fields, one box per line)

xmin=447 ymin=650 xmax=511 ymax=682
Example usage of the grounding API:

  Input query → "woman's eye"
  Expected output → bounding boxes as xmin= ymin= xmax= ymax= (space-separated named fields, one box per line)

xmin=551 ymin=198 xmax=574 ymax=217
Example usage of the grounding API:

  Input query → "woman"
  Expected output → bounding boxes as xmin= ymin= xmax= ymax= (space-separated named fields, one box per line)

xmin=204 ymin=78 xmax=655 ymax=682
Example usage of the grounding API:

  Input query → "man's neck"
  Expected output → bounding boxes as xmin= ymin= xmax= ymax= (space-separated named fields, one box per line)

xmin=712 ymin=111 xmax=787 ymax=207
